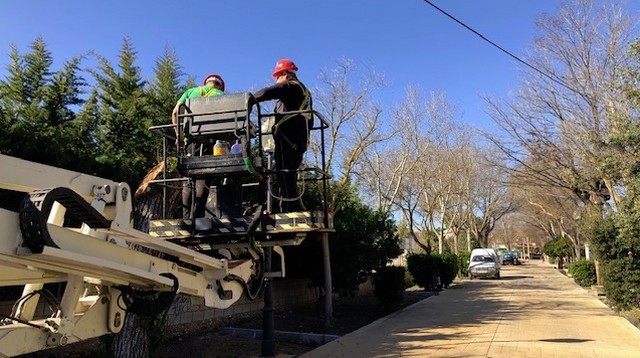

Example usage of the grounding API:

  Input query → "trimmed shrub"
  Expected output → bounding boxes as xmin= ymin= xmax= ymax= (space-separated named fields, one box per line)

xmin=404 ymin=269 xmax=415 ymax=289
xmin=373 ymin=266 xmax=406 ymax=312
xmin=458 ymin=250 xmax=471 ymax=276
xmin=407 ymin=253 xmax=430 ymax=289
xmin=587 ymin=214 xmax=640 ymax=310
xmin=440 ymin=253 xmax=459 ymax=288
xmin=429 ymin=254 xmax=444 ymax=291
xmin=544 ymin=237 xmax=574 ymax=258
xmin=601 ymin=257 xmax=640 ymax=311
xmin=544 ymin=237 xmax=574 ymax=269
xmin=569 ymin=260 xmax=596 ymax=287
xmin=407 ymin=252 xmax=458 ymax=290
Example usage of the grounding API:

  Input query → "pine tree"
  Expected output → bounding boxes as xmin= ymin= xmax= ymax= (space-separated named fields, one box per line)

xmin=22 ymin=37 xmax=52 ymax=106
xmin=93 ymin=36 xmax=153 ymax=186
xmin=67 ymin=88 xmax=100 ymax=174
xmin=0 ymin=46 xmax=23 ymax=152
xmin=0 ymin=37 xmax=88 ymax=169
xmin=146 ymin=45 xmax=186 ymax=128
xmin=0 ymin=44 xmax=40 ymax=157
xmin=45 ymin=56 xmax=86 ymax=125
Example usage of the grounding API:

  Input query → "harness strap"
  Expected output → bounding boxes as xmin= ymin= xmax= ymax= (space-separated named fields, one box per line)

xmin=204 ymin=87 xmax=221 ymax=97
xmin=273 ymin=81 xmax=312 ymax=134
xmin=199 ymin=86 xmax=221 ymax=97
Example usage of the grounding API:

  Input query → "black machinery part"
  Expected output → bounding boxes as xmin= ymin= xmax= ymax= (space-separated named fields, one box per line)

xmin=19 ymin=187 xmax=111 ymax=253
xmin=116 ymin=273 xmax=179 ymax=317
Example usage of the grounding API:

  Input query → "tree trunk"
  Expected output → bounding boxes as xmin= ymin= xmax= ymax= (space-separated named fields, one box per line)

xmin=321 ymin=233 xmax=333 ymax=327
xmin=452 ymin=231 xmax=459 ymax=256
xmin=109 ymin=314 xmax=150 ymax=358
xmin=109 ymin=162 xmax=181 ymax=357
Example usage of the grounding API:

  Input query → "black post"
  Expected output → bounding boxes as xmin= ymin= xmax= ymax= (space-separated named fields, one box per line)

xmin=261 ymin=151 xmax=276 ymax=357
xmin=162 ymin=135 xmax=167 ymax=219
xmin=261 ymin=247 xmax=275 ymax=357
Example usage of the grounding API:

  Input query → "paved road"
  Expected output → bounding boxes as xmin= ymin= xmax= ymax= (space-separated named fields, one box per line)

xmin=302 ymin=260 xmax=640 ymax=358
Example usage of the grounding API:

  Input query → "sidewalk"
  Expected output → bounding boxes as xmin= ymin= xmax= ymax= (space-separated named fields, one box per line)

xmin=301 ymin=261 xmax=640 ymax=357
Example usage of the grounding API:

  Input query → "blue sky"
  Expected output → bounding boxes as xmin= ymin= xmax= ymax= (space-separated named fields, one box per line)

xmin=1 ymin=1 xmax=639 ymax=130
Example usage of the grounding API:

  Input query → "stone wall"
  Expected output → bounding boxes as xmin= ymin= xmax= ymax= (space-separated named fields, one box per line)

xmin=0 ymin=278 xmax=320 ymax=327
xmin=165 ymin=278 xmax=319 ymax=326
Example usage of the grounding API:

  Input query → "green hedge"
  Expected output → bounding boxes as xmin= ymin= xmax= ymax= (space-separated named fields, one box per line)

xmin=373 ymin=266 xmax=406 ymax=312
xmin=602 ymin=257 xmax=640 ymax=310
xmin=569 ymin=260 xmax=596 ymax=287
xmin=544 ymin=237 xmax=574 ymax=259
xmin=440 ymin=253 xmax=460 ymax=288
xmin=458 ymin=251 xmax=471 ymax=276
xmin=407 ymin=252 xmax=459 ymax=290
xmin=587 ymin=214 xmax=640 ymax=310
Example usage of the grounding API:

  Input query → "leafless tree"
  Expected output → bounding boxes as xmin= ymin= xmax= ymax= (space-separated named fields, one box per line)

xmin=467 ymin=157 xmax=515 ymax=248
xmin=387 ymin=88 xmax=442 ymax=252
xmin=309 ymin=58 xmax=392 ymax=212
xmin=306 ymin=58 xmax=393 ymax=326
xmin=366 ymin=88 xmax=483 ymax=254
xmin=483 ymin=0 xmax=636 ymax=210
xmin=355 ymin=147 xmax=410 ymax=213
xmin=511 ymin=176 xmax=584 ymax=258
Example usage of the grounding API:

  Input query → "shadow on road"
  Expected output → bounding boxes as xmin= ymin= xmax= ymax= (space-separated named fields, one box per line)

xmin=307 ymin=263 xmax=620 ymax=357
xmin=497 ymin=275 xmax=533 ymax=280
xmin=540 ymin=338 xmax=594 ymax=343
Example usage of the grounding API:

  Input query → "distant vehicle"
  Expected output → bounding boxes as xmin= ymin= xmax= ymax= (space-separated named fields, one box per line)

xmin=501 ymin=252 xmax=519 ymax=265
xmin=468 ymin=248 xmax=501 ymax=279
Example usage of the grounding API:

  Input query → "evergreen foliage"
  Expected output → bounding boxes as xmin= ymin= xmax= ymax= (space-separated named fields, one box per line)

xmin=587 ymin=200 xmax=640 ymax=310
xmin=458 ymin=250 xmax=471 ymax=276
xmin=92 ymin=37 xmax=153 ymax=186
xmin=373 ymin=266 xmax=406 ymax=312
xmin=329 ymin=187 xmax=402 ymax=296
xmin=589 ymin=215 xmax=640 ymax=310
xmin=0 ymin=36 xmax=187 ymax=188
xmin=407 ymin=252 xmax=440 ymax=290
xmin=0 ymin=37 xmax=92 ymax=170
xmin=569 ymin=260 xmax=596 ymax=287
xmin=146 ymin=46 xmax=185 ymax=128
xmin=286 ymin=184 xmax=402 ymax=297
xmin=70 ymin=89 xmax=101 ymax=173
xmin=543 ymin=237 xmax=574 ymax=259
xmin=407 ymin=251 xmax=459 ymax=290
xmin=439 ymin=252 xmax=459 ymax=288
xmin=580 ymin=40 xmax=640 ymax=311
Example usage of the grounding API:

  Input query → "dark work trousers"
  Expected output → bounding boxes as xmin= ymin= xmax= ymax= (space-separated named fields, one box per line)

xmin=182 ymin=179 xmax=208 ymax=219
xmin=182 ymin=143 xmax=210 ymax=219
xmin=274 ymin=130 xmax=306 ymax=212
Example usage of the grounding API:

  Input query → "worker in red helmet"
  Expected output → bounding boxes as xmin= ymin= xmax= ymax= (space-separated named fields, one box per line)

xmin=253 ymin=59 xmax=312 ymax=212
xmin=171 ymin=73 xmax=225 ymax=219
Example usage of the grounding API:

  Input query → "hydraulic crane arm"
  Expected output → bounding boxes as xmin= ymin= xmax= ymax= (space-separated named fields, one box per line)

xmin=0 ymin=154 xmax=254 ymax=357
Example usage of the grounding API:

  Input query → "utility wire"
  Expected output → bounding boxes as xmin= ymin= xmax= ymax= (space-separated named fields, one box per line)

xmin=422 ymin=0 xmax=585 ymax=97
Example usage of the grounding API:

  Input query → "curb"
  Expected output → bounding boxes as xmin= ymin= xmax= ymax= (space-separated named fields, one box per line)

xmin=219 ymin=327 xmax=339 ymax=346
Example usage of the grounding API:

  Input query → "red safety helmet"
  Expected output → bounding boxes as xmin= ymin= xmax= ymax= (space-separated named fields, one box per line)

xmin=203 ymin=73 xmax=225 ymax=91
xmin=272 ymin=59 xmax=298 ymax=78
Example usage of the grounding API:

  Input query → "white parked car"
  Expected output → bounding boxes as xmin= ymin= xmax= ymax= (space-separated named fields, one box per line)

xmin=468 ymin=248 xmax=501 ymax=279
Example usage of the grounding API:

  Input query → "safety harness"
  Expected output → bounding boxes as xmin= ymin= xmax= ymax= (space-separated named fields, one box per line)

xmin=272 ymin=80 xmax=312 ymax=150
xmin=199 ymin=86 xmax=223 ymax=97
xmin=274 ymin=81 xmax=311 ymax=130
